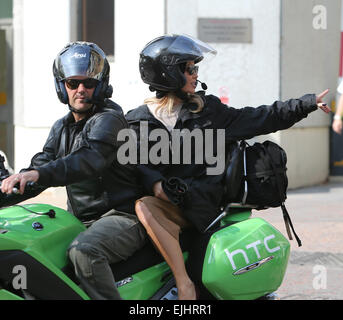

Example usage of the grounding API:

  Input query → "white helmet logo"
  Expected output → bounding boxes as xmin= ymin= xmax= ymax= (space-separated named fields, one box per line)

xmin=71 ymin=52 xmax=87 ymax=59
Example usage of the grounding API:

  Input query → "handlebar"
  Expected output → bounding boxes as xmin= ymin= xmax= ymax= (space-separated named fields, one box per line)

xmin=0 ymin=180 xmax=37 ymax=194
xmin=0 ymin=181 xmax=46 ymax=208
xmin=2 ymin=181 xmax=37 ymax=195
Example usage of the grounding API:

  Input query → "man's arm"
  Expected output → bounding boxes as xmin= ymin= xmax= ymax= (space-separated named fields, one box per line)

xmin=36 ymin=112 xmax=126 ymax=187
xmin=0 ymin=122 xmax=59 ymax=194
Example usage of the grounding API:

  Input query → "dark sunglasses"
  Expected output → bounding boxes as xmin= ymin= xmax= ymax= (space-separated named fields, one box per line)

xmin=186 ymin=65 xmax=199 ymax=75
xmin=65 ymin=78 xmax=99 ymax=90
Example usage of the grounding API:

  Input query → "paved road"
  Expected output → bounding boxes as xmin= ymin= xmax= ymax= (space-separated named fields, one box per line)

xmin=21 ymin=180 xmax=343 ymax=300
xmin=254 ymin=180 xmax=343 ymax=300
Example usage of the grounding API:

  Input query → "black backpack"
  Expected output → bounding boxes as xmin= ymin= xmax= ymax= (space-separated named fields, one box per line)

xmin=225 ymin=140 xmax=302 ymax=246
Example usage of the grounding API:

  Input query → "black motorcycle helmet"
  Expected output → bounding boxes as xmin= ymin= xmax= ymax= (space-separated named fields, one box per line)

xmin=139 ymin=34 xmax=216 ymax=94
xmin=53 ymin=41 xmax=112 ymax=105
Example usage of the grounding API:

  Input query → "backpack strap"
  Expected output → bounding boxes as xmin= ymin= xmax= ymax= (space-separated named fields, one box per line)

xmin=261 ymin=144 xmax=302 ymax=247
xmin=281 ymin=203 xmax=302 ymax=247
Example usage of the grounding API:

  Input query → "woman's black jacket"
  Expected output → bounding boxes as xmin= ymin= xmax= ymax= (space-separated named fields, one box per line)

xmin=24 ymin=100 xmax=143 ymax=222
xmin=125 ymin=93 xmax=318 ymax=232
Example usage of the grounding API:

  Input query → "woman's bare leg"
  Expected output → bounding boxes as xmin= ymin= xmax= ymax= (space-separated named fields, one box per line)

xmin=135 ymin=201 xmax=196 ymax=300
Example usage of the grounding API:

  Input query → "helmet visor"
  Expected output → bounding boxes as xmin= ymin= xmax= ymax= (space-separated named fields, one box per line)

xmin=161 ymin=34 xmax=217 ymax=65
xmin=57 ymin=47 xmax=106 ymax=80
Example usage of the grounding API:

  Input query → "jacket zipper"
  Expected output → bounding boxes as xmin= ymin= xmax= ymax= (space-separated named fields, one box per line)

xmin=65 ymin=186 xmax=79 ymax=216
xmin=63 ymin=125 xmax=79 ymax=216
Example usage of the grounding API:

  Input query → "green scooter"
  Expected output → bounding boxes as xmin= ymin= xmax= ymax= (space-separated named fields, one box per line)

xmin=0 ymin=156 xmax=289 ymax=300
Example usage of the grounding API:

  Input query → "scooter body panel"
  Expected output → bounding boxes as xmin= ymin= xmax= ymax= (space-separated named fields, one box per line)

xmin=0 ymin=204 xmax=170 ymax=300
xmin=0 ymin=203 xmax=290 ymax=300
xmin=118 ymin=261 xmax=171 ymax=300
xmin=0 ymin=204 xmax=90 ymax=299
xmin=0 ymin=288 xmax=24 ymax=300
xmin=0 ymin=204 xmax=86 ymax=269
xmin=202 ymin=217 xmax=290 ymax=300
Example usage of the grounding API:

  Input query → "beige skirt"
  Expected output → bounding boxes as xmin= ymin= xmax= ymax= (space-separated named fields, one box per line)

xmin=136 ymin=196 xmax=190 ymax=241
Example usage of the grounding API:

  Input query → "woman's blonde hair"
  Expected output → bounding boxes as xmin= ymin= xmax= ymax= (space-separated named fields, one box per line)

xmin=144 ymin=92 xmax=204 ymax=115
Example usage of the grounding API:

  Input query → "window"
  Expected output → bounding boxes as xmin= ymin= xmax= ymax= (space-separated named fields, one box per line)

xmin=72 ymin=0 xmax=114 ymax=57
xmin=0 ymin=0 xmax=12 ymax=19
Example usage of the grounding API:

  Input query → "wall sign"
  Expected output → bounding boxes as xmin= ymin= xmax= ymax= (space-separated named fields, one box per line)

xmin=198 ymin=18 xmax=252 ymax=43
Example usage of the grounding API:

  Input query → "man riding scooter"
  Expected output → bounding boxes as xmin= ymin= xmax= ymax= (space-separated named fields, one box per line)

xmin=0 ymin=41 xmax=147 ymax=300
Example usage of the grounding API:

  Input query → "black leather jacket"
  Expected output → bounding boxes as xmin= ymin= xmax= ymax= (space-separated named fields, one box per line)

xmin=126 ymin=93 xmax=318 ymax=231
xmin=25 ymin=100 xmax=143 ymax=222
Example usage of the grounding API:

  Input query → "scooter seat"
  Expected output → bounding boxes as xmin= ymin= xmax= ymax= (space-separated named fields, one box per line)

xmin=63 ymin=228 xmax=210 ymax=289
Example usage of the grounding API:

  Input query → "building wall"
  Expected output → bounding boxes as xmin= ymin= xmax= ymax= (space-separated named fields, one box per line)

xmin=0 ymin=26 xmax=14 ymax=167
xmin=11 ymin=0 xmax=341 ymax=190
xmin=12 ymin=0 xmax=166 ymax=170
xmin=165 ymin=0 xmax=341 ymax=188
xmin=0 ymin=0 xmax=14 ymax=166
xmin=166 ymin=0 xmax=281 ymax=108
xmin=111 ymin=0 xmax=281 ymax=112
xmin=279 ymin=0 xmax=341 ymax=188
xmin=13 ymin=0 xmax=70 ymax=171
xmin=111 ymin=0 xmax=165 ymax=114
